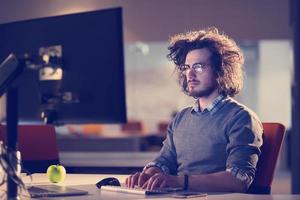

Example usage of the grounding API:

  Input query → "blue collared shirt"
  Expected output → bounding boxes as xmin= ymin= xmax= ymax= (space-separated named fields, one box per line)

xmin=191 ymin=95 xmax=226 ymax=114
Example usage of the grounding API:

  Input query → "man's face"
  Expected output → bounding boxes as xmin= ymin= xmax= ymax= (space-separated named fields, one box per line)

xmin=183 ymin=48 xmax=218 ymax=98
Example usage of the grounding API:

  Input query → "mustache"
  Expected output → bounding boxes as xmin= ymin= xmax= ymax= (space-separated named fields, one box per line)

xmin=187 ymin=79 xmax=200 ymax=83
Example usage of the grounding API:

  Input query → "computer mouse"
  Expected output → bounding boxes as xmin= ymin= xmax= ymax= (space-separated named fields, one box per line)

xmin=96 ymin=177 xmax=121 ymax=189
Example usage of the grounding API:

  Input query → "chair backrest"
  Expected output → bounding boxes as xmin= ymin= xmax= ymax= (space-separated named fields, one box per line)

xmin=247 ymin=122 xmax=285 ymax=194
xmin=121 ymin=120 xmax=146 ymax=135
xmin=0 ymin=125 xmax=59 ymax=173
xmin=157 ymin=121 xmax=169 ymax=134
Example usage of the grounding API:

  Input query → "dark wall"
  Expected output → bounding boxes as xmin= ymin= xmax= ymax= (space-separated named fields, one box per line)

xmin=0 ymin=0 xmax=291 ymax=42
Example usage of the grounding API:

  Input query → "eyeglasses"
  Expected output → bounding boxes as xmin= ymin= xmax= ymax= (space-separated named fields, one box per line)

xmin=178 ymin=63 xmax=210 ymax=74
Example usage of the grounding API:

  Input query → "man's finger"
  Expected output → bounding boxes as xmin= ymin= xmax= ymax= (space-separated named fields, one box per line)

xmin=137 ymin=173 xmax=148 ymax=187
xmin=159 ymin=180 xmax=167 ymax=188
xmin=126 ymin=175 xmax=133 ymax=188
xmin=130 ymin=172 xmax=140 ymax=188
xmin=141 ymin=179 xmax=149 ymax=189
xmin=125 ymin=177 xmax=129 ymax=187
xmin=146 ymin=175 xmax=160 ymax=190
xmin=149 ymin=176 xmax=161 ymax=191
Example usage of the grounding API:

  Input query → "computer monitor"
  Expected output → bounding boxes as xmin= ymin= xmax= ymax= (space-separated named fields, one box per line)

xmin=0 ymin=7 xmax=127 ymax=124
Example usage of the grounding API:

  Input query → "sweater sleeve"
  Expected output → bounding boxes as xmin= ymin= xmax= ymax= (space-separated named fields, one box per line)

xmin=225 ymin=109 xmax=263 ymax=188
xmin=144 ymin=114 xmax=180 ymax=175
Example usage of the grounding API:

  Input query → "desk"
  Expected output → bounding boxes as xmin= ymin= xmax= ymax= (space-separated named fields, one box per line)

xmin=22 ymin=173 xmax=300 ymax=200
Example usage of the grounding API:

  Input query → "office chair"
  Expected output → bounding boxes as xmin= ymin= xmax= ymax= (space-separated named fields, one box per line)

xmin=0 ymin=125 xmax=60 ymax=173
xmin=157 ymin=121 xmax=169 ymax=136
xmin=120 ymin=120 xmax=146 ymax=135
xmin=247 ymin=122 xmax=285 ymax=194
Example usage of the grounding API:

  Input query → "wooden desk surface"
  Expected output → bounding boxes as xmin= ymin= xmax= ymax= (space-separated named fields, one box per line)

xmin=21 ymin=173 xmax=300 ymax=200
xmin=23 ymin=173 xmax=128 ymax=186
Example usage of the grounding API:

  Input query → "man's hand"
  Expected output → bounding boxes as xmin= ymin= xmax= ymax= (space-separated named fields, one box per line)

xmin=125 ymin=171 xmax=152 ymax=188
xmin=142 ymin=173 xmax=181 ymax=191
xmin=125 ymin=166 xmax=162 ymax=188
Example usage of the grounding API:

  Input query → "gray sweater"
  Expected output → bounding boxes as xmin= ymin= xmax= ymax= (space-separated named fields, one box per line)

xmin=147 ymin=96 xmax=263 ymax=188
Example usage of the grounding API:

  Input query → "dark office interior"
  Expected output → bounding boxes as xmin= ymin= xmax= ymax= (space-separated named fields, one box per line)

xmin=0 ymin=0 xmax=299 ymax=199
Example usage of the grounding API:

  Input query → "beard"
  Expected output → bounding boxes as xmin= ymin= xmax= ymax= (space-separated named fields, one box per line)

xmin=188 ymin=82 xmax=218 ymax=98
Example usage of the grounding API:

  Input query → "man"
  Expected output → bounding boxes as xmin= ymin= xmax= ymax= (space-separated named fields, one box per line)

xmin=125 ymin=27 xmax=263 ymax=193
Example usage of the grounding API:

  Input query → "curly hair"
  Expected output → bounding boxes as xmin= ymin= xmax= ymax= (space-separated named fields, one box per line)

xmin=167 ymin=27 xmax=244 ymax=97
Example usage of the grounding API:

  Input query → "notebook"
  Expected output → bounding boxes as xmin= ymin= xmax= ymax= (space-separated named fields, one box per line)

xmin=27 ymin=185 xmax=88 ymax=198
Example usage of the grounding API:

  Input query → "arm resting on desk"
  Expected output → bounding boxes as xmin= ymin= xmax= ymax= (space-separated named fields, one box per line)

xmin=187 ymin=171 xmax=247 ymax=193
xmin=139 ymin=170 xmax=246 ymax=192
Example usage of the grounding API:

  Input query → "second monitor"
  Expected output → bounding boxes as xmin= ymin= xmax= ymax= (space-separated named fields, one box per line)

xmin=0 ymin=7 xmax=127 ymax=125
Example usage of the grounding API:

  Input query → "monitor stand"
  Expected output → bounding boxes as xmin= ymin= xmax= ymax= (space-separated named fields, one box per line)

xmin=6 ymin=87 xmax=21 ymax=200
xmin=0 ymin=54 xmax=26 ymax=200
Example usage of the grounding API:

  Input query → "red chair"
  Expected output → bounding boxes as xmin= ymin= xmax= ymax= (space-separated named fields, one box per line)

xmin=157 ymin=121 xmax=169 ymax=133
xmin=157 ymin=121 xmax=169 ymax=138
xmin=121 ymin=120 xmax=146 ymax=135
xmin=0 ymin=125 xmax=59 ymax=173
xmin=247 ymin=122 xmax=285 ymax=194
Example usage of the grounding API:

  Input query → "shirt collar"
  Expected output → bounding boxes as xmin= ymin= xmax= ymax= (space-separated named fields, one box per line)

xmin=191 ymin=94 xmax=226 ymax=114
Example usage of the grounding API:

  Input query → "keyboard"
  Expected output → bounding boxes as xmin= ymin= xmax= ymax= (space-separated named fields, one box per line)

xmin=100 ymin=185 xmax=182 ymax=195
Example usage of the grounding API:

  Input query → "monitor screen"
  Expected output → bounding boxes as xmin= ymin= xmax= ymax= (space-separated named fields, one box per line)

xmin=0 ymin=7 xmax=127 ymax=124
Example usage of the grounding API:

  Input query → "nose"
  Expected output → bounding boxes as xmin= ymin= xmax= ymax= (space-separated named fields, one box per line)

xmin=185 ymin=68 xmax=196 ymax=79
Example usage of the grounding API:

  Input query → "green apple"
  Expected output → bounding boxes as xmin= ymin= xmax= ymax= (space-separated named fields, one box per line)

xmin=46 ymin=164 xmax=66 ymax=183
